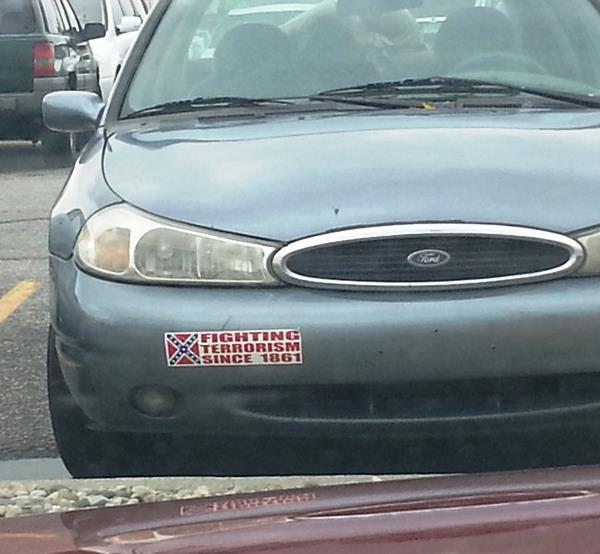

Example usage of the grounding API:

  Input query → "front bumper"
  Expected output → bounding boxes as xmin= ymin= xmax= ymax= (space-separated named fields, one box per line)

xmin=51 ymin=255 xmax=600 ymax=438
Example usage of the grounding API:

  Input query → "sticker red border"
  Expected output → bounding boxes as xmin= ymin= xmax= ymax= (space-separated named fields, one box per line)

xmin=165 ymin=329 xmax=303 ymax=367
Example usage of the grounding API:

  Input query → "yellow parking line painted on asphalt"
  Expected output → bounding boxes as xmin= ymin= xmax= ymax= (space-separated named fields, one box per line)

xmin=0 ymin=281 xmax=40 ymax=325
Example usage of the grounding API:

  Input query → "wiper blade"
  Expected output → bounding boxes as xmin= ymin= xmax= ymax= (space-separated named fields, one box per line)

xmin=318 ymin=77 xmax=514 ymax=96
xmin=308 ymin=95 xmax=426 ymax=109
xmin=316 ymin=77 xmax=600 ymax=108
xmin=123 ymin=96 xmax=294 ymax=119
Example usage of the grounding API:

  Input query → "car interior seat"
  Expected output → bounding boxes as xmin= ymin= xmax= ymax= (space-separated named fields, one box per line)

xmin=297 ymin=16 xmax=379 ymax=93
xmin=434 ymin=7 xmax=516 ymax=74
xmin=213 ymin=23 xmax=296 ymax=98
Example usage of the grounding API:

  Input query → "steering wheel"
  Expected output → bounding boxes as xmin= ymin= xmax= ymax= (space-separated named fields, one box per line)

xmin=453 ymin=51 xmax=549 ymax=75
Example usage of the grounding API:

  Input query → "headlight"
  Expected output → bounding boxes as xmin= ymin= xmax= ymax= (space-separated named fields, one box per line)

xmin=573 ymin=227 xmax=600 ymax=275
xmin=75 ymin=204 xmax=281 ymax=285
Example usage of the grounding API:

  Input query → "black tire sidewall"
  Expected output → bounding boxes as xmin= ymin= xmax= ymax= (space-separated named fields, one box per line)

xmin=40 ymin=130 xmax=72 ymax=167
xmin=47 ymin=328 xmax=187 ymax=477
xmin=47 ymin=328 xmax=121 ymax=477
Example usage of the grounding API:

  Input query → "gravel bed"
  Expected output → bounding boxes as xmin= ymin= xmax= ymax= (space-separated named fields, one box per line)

xmin=0 ymin=475 xmax=401 ymax=518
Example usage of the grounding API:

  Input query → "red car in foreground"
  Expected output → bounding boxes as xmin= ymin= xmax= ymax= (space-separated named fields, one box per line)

xmin=3 ymin=466 xmax=600 ymax=553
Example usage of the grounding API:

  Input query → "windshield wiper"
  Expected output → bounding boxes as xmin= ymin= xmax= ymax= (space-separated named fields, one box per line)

xmin=315 ymin=76 xmax=600 ymax=109
xmin=122 ymin=96 xmax=294 ymax=119
xmin=122 ymin=78 xmax=600 ymax=119
xmin=308 ymin=95 xmax=428 ymax=109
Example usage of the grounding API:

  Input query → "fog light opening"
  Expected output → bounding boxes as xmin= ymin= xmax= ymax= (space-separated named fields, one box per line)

xmin=131 ymin=386 xmax=177 ymax=417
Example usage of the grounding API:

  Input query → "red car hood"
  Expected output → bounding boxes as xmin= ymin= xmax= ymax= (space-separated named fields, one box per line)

xmin=3 ymin=467 xmax=600 ymax=554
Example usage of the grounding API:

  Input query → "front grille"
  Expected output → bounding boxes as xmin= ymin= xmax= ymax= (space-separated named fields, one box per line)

xmin=225 ymin=374 xmax=600 ymax=423
xmin=273 ymin=224 xmax=583 ymax=291
xmin=286 ymin=236 xmax=569 ymax=282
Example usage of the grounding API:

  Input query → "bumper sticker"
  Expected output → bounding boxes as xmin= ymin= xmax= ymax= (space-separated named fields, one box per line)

xmin=165 ymin=329 xmax=303 ymax=367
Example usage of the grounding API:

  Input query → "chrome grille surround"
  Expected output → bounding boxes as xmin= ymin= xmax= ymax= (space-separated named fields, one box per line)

xmin=271 ymin=224 xmax=585 ymax=291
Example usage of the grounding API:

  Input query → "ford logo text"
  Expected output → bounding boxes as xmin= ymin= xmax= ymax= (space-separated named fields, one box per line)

xmin=407 ymin=249 xmax=451 ymax=268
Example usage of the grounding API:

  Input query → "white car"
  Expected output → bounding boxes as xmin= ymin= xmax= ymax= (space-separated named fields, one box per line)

xmin=69 ymin=0 xmax=149 ymax=100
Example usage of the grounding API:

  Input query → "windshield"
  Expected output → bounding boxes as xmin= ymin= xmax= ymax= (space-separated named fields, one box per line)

xmin=0 ymin=0 xmax=36 ymax=35
xmin=124 ymin=0 xmax=600 ymax=114
xmin=208 ymin=3 xmax=320 ymax=47
xmin=69 ymin=0 xmax=105 ymax=26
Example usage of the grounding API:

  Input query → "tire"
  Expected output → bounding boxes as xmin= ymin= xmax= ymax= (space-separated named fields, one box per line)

xmin=41 ymin=130 xmax=72 ymax=168
xmin=47 ymin=328 xmax=188 ymax=477
xmin=41 ymin=130 xmax=90 ymax=168
xmin=69 ymin=131 xmax=93 ymax=162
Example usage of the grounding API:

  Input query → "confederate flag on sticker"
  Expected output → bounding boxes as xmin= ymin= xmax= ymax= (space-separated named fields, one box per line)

xmin=165 ymin=332 xmax=202 ymax=367
xmin=165 ymin=329 xmax=304 ymax=367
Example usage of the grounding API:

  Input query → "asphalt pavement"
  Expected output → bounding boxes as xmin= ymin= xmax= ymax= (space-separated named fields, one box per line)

xmin=0 ymin=142 xmax=69 ymax=461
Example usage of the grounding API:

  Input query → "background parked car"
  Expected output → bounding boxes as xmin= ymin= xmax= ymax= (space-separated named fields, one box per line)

xmin=69 ymin=0 xmax=148 ymax=100
xmin=0 ymin=0 xmax=103 ymax=157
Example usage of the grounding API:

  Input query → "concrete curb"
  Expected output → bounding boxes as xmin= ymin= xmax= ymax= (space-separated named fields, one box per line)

xmin=0 ymin=475 xmax=392 ymax=488
xmin=0 ymin=459 xmax=425 ymax=518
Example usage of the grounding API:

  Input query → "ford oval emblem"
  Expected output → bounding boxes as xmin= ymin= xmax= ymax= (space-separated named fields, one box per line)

xmin=407 ymin=249 xmax=451 ymax=268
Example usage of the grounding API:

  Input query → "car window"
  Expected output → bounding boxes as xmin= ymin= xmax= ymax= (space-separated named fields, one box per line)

xmin=208 ymin=4 xmax=319 ymax=49
xmin=111 ymin=0 xmax=124 ymax=26
xmin=69 ymin=0 xmax=106 ymax=26
xmin=130 ymin=0 xmax=147 ymax=18
xmin=0 ymin=0 xmax=37 ymax=35
xmin=408 ymin=0 xmax=476 ymax=48
xmin=59 ymin=0 xmax=83 ymax=31
xmin=118 ymin=0 xmax=135 ymax=18
xmin=50 ymin=0 xmax=72 ymax=32
xmin=125 ymin=0 xmax=600 ymax=114
xmin=411 ymin=0 xmax=479 ymax=17
xmin=39 ymin=0 xmax=62 ymax=33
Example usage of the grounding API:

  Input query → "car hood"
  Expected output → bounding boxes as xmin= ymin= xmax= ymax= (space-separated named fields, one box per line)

xmin=4 ymin=467 xmax=600 ymax=553
xmin=103 ymin=110 xmax=600 ymax=240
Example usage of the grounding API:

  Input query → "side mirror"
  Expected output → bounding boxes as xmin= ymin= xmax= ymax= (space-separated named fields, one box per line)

xmin=80 ymin=22 xmax=106 ymax=42
xmin=337 ymin=0 xmax=423 ymax=16
xmin=43 ymin=92 xmax=105 ymax=133
xmin=116 ymin=15 xmax=142 ymax=34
